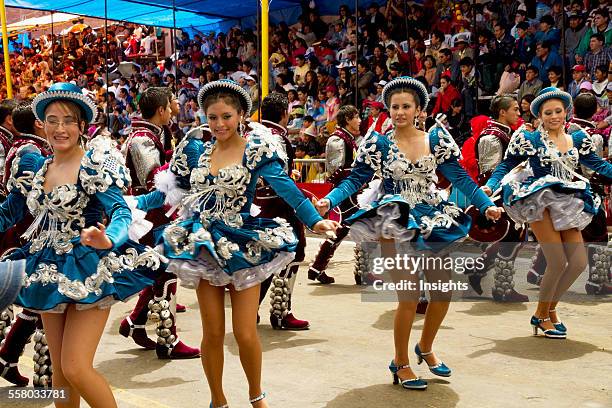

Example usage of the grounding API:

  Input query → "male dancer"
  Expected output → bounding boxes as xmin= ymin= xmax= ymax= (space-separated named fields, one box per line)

xmin=254 ymin=93 xmax=310 ymax=329
xmin=528 ymin=93 xmax=611 ymax=294
xmin=120 ymin=87 xmax=199 ymax=359
xmin=0 ymin=101 xmax=53 ymax=386
xmin=307 ymin=105 xmax=361 ymax=284
xmin=467 ymin=95 xmax=529 ymax=302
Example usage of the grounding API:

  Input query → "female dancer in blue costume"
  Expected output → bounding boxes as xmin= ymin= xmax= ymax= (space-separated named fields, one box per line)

xmin=485 ymin=87 xmax=612 ymax=339
xmin=0 ymin=83 xmax=164 ymax=407
xmin=314 ymin=77 xmax=502 ymax=390
xmin=138 ymin=80 xmax=339 ymax=407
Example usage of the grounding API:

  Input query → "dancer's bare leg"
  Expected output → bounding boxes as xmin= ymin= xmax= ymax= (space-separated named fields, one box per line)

xmin=60 ymin=305 xmax=116 ymax=408
xmin=530 ymin=210 xmax=566 ymax=331
xmin=196 ymin=280 xmax=227 ymax=407
xmin=381 ymin=238 xmax=419 ymax=381
xmin=229 ymin=284 xmax=269 ymax=407
xmin=40 ymin=312 xmax=80 ymax=408
xmin=419 ymin=263 xmax=451 ymax=366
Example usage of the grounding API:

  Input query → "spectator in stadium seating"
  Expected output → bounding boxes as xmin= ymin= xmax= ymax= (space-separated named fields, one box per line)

xmin=518 ymin=65 xmax=544 ymax=102
xmin=458 ymin=57 xmax=477 ymax=117
xmin=433 ymin=48 xmax=460 ymax=88
xmin=534 ymin=14 xmax=561 ymax=52
xmin=592 ymin=64 xmax=609 ymax=98
xmin=520 ymin=93 xmax=537 ymax=126
xmin=514 ymin=21 xmax=535 ymax=68
xmin=426 ymin=29 xmax=449 ymax=64
xmin=545 ymin=65 xmax=564 ymax=90
xmin=583 ymin=33 xmax=612 ymax=80
xmin=432 ymin=74 xmax=460 ymax=116
xmin=370 ymin=45 xmax=387 ymax=72
xmin=564 ymin=12 xmax=588 ymax=65
xmin=491 ymin=22 xmax=516 ymax=83
xmin=417 ymin=55 xmax=437 ymax=89
xmin=530 ymin=41 xmax=563 ymax=82
xmin=568 ymin=64 xmax=588 ymax=98
xmin=357 ymin=59 xmax=375 ymax=102
xmin=452 ymin=37 xmax=474 ymax=62
xmin=577 ymin=8 xmax=612 ymax=57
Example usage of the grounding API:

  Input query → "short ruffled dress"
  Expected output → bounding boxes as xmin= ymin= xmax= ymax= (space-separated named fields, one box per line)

xmin=487 ymin=128 xmax=612 ymax=231
xmin=326 ymin=127 xmax=495 ymax=252
xmin=0 ymin=140 xmax=164 ymax=312
xmin=158 ymin=128 xmax=322 ymax=291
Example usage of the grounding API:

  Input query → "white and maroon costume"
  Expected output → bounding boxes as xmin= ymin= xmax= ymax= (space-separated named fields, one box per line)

xmin=0 ymin=132 xmax=52 ymax=387
xmin=469 ymin=120 xmax=529 ymax=302
xmin=119 ymin=118 xmax=200 ymax=359
xmin=254 ymin=120 xmax=309 ymax=329
xmin=307 ymin=126 xmax=361 ymax=284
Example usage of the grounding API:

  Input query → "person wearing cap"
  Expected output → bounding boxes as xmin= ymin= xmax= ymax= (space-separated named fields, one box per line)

xmin=568 ymin=64 xmax=588 ymax=98
xmin=527 ymin=92 xmax=612 ymax=295
xmin=534 ymin=15 xmax=561 ymax=53
xmin=314 ymin=77 xmax=502 ymax=390
xmin=308 ymin=105 xmax=362 ymax=284
xmin=564 ymin=12 xmax=588 ymax=65
xmin=0 ymin=101 xmax=52 ymax=387
xmin=321 ymin=54 xmax=339 ymax=80
xmin=0 ymin=83 xmax=167 ymax=405
xmin=452 ymin=36 xmax=475 ymax=62
xmin=485 ymin=87 xmax=612 ymax=339
xmin=374 ymin=80 xmax=387 ymax=103
xmin=119 ymin=87 xmax=201 ymax=360
xmin=514 ymin=21 xmax=535 ymax=68
xmin=143 ymin=79 xmax=338 ymax=407
xmin=364 ymin=101 xmax=391 ymax=139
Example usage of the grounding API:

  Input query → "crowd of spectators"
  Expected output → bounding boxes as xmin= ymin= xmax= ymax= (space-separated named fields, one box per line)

xmin=2 ymin=0 xmax=612 ymax=180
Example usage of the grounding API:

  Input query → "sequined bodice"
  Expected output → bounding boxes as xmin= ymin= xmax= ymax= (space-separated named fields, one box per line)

xmin=507 ymin=128 xmax=581 ymax=182
xmin=383 ymin=134 xmax=444 ymax=207
xmin=185 ymin=143 xmax=251 ymax=228
xmin=26 ymin=160 xmax=89 ymax=254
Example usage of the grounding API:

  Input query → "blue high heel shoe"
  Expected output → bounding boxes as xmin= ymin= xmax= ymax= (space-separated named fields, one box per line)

xmin=209 ymin=402 xmax=228 ymax=408
xmin=530 ymin=316 xmax=566 ymax=339
xmin=415 ymin=344 xmax=452 ymax=377
xmin=388 ymin=361 xmax=427 ymax=390
xmin=549 ymin=309 xmax=567 ymax=333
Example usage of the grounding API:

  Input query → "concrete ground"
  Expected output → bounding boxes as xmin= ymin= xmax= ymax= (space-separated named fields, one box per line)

xmin=2 ymin=237 xmax=611 ymax=408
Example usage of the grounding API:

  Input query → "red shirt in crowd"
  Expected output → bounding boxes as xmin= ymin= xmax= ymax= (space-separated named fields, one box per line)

xmin=432 ymin=83 xmax=460 ymax=116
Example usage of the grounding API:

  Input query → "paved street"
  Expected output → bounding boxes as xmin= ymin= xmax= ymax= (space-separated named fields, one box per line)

xmin=2 ymin=237 xmax=611 ymax=408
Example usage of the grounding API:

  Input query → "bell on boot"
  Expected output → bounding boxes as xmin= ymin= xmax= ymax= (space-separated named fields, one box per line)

xmin=492 ymin=288 xmax=529 ymax=302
